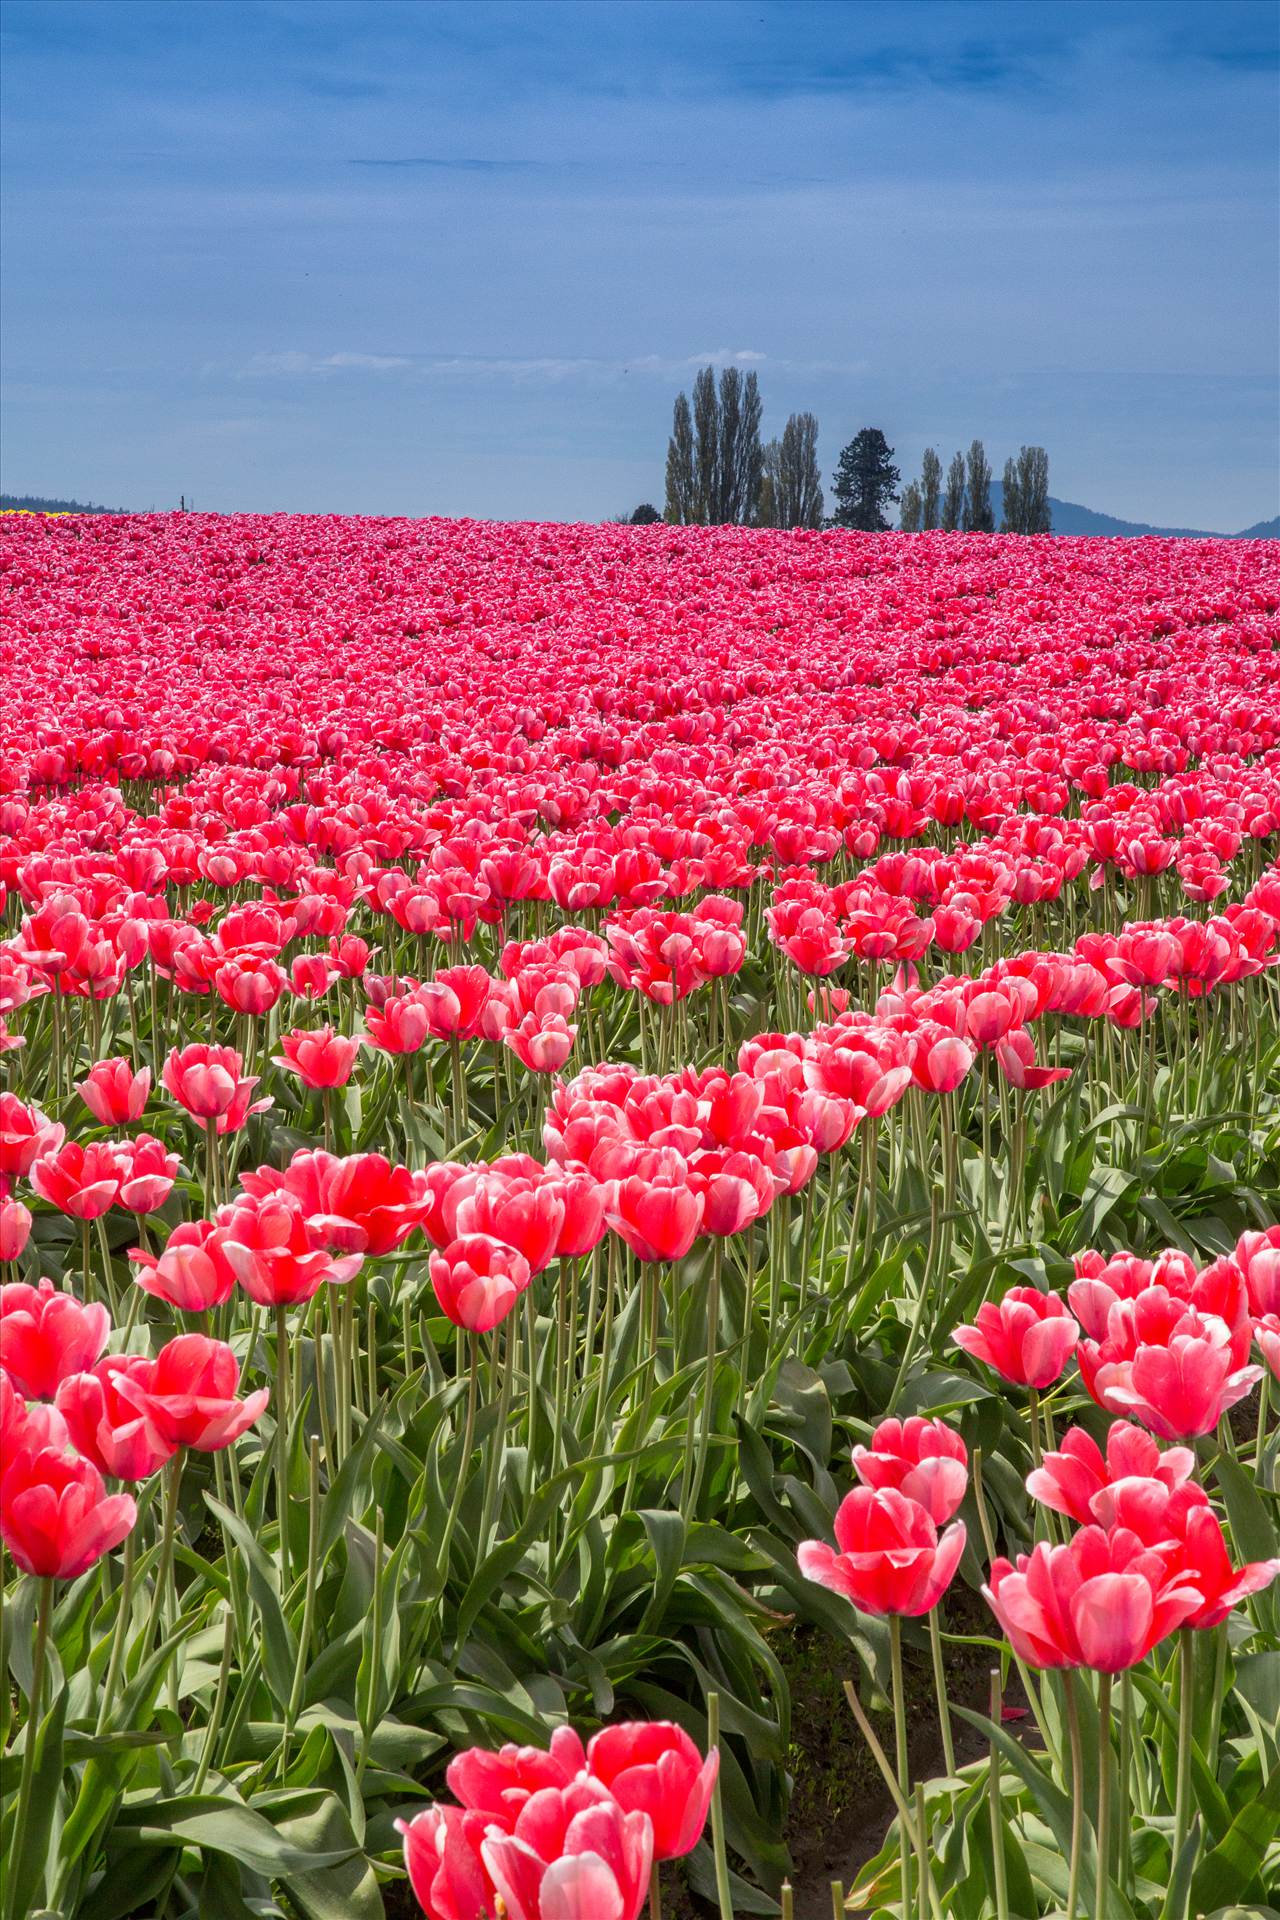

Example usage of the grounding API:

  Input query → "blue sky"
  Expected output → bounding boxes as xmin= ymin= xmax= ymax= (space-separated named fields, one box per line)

xmin=2 ymin=0 xmax=1277 ymax=528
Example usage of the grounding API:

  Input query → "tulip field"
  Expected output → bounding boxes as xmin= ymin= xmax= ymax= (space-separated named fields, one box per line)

xmin=4 ymin=510 xmax=1280 ymax=1920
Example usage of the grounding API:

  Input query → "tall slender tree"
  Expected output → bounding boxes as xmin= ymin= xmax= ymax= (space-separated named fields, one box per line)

xmin=1016 ymin=445 xmax=1051 ymax=533
xmin=963 ymin=439 xmax=994 ymax=532
xmin=941 ymin=451 xmax=966 ymax=531
xmin=899 ymin=481 xmax=922 ymax=532
xmin=760 ymin=412 xmax=824 ymax=528
xmin=692 ymin=366 xmax=720 ymax=524
xmin=664 ymin=392 xmax=696 ymax=524
xmin=829 ymin=428 xmax=900 ymax=531
xmin=920 ymin=447 xmax=942 ymax=530
xmin=718 ymin=368 xmax=763 ymax=524
xmin=1001 ymin=456 xmax=1022 ymax=533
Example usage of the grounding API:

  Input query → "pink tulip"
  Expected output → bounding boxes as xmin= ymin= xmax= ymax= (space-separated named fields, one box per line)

xmin=77 ymin=1057 xmax=152 ymax=1125
xmin=799 ymin=1486 xmax=965 ymax=1617
xmin=28 ymin=1140 xmax=122 ymax=1221
xmin=0 ymin=1195 xmax=33 ymax=1261
xmin=274 ymin=1025 xmax=361 ymax=1089
xmin=480 ymin=1779 xmax=653 ymax=1920
xmin=114 ymin=1333 xmax=269 ymax=1451
xmin=983 ymin=1527 xmax=1203 ymax=1672
xmin=217 ymin=1194 xmax=357 ymax=1305
xmin=0 ymin=1445 xmax=137 ymax=1579
xmin=0 ymin=1277 xmax=111 ymax=1399
xmin=446 ymin=1726 xmax=587 ymax=1821
xmin=397 ymin=1804 xmax=499 ymax=1920
xmin=586 ymin=1721 xmax=717 ymax=1860
xmin=430 ymin=1235 xmax=531 ymax=1334
xmin=130 ymin=1220 xmax=238 ymax=1312
xmin=1088 ymin=1306 xmax=1262 ymax=1439
xmin=953 ymin=1287 xmax=1079 ymax=1389
xmin=56 ymin=1355 xmax=176 ymax=1480
xmin=850 ymin=1415 xmax=969 ymax=1524
xmin=1026 ymin=1419 xmax=1196 ymax=1525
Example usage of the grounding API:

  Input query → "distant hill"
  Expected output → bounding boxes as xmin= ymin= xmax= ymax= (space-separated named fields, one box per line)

xmin=986 ymin=485 xmax=1272 ymax=540
xmin=1 ymin=493 xmax=127 ymax=515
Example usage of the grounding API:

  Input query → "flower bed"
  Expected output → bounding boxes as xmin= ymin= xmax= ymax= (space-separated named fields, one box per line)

xmin=1 ymin=513 xmax=1279 ymax=1918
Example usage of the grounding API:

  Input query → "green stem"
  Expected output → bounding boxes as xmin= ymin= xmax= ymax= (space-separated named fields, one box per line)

xmin=928 ymin=1607 xmax=956 ymax=1778
xmin=94 ymin=1527 xmax=136 ymax=1733
xmin=706 ymin=1692 xmax=734 ymax=1920
xmin=988 ymin=1669 xmax=1009 ymax=1920
xmin=1173 ymin=1629 xmax=1194 ymax=1866
xmin=1096 ymin=1673 xmax=1113 ymax=1920
xmin=6 ymin=1577 xmax=54 ymax=1920
xmin=274 ymin=1306 xmax=291 ymax=1593
xmin=892 ymin=1615 xmax=912 ymax=1918
xmin=1064 ymin=1672 xmax=1084 ymax=1920
xmin=437 ymin=1334 xmax=479 ymax=1590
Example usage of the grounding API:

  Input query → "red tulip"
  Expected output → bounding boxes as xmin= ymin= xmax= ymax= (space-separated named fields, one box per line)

xmin=130 ymin=1219 xmax=238 ymax=1312
xmin=1025 ymin=1419 xmax=1196 ymax=1525
xmin=953 ymin=1287 xmax=1079 ymax=1389
xmin=0 ymin=1195 xmax=33 ymax=1261
xmin=446 ymin=1726 xmax=587 ymax=1821
xmin=114 ymin=1333 xmax=269 ymax=1451
xmin=77 ymin=1057 xmax=151 ymax=1124
xmin=217 ymin=1194 xmax=357 ymax=1305
xmin=586 ymin=1721 xmax=717 ymax=1860
xmin=1257 ymin=1314 xmax=1280 ymax=1382
xmin=983 ymin=1527 xmax=1203 ymax=1672
xmin=0 ymin=1444 xmax=137 ymax=1578
xmin=799 ymin=1486 xmax=965 ymax=1617
xmin=430 ymin=1235 xmax=531 ymax=1333
xmin=0 ymin=1094 xmax=65 ymax=1179
xmin=479 ymin=1779 xmax=653 ymax=1920
xmin=114 ymin=1133 xmax=180 ymax=1214
xmin=604 ymin=1172 xmax=704 ymax=1264
xmin=240 ymin=1149 xmax=428 ymax=1255
xmin=1089 ymin=1481 xmax=1280 ymax=1629
xmin=162 ymin=1044 xmax=271 ymax=1134
xmin=1088 ymin=1305 xmax=1262 ymax=1439
xmin=397 ymin=1804 xmax=499 ymax=1920
xmin=0 ymin=1371 xmax=68 ymax=1455
xmin=365 ymin=992 xmax=432 ymax=1055
xmin=504 ymin=1012 xmax=577 ymax=1075
xmin=850 ymin=1415 xmax=969 ymax=1524
xmin=29 ymin=1139 xmax=122 ymax=1220
xmin=0 ymin=1277 xmax=111 ymax=1399
xmin=56 ymin=1355 xmax=176 ymax=1480
xmin=274 ymin=1024 xmax=361 ymax=1089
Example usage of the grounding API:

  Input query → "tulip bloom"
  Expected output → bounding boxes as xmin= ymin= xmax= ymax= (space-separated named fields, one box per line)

xmin=114 ymin=1333 xmax=269 ymax=1452
xmin=850 ymin=1416 xmax=969 ymax=1525
xmin=0 ymin=1445 xmax=137 ymax=1579
xmin=504 ymin=1012 xmax=578 ymax=1075
xmin=274 ymin=1025 xmax=361 ymax=1089
xmin=0 ymin=1094 xmax=64 ymax=1179
xmin=983 ymin=1527 xmax=1203 ymax=1672
xmin=0 ymin=1195 xmax=33 ymax=1261
xmin=1089 ymin=1306 xmax=1263 ymax=1439
xmin=29 ymin=1140 xmax=122 ymax=1221
xmin=953 ymin=1287 xmax=1079 ymax=1389
xmin=0 ymin=1277 xmax=111 ymax=1399
xmin=1095 ymin=1482 xmax=1280 ymax=1629
xmin=217 ymin=1194 xmax=357 ymax=1306
xmin=239 ymin=1149 xmax=428 ymax=1256
xmin=114 ymin=1134 xmax=180 ymax=1214
xmin=798 ymin=1486 xmax=965 ymax=1617
xmin=586 ymin=1721 xmax=717 ymax=1860
xmin=161 ymin=1044 xmax=272 ymax=1134
xmin=480 ymin=1779 xmax=653 ymax=1920
xmin=1 ymin=1371 xmax=68 ymax=1456
xmin=130 ymin=1219 xmax=238 ymax=1312
xmin=397 ymin=1805 xmax=498 ymax=1920
xmin=604 ymin=1172 xmax=704 ymax=1264
xmin=454 ymin=1176 xmax=566 ymax=1277
xmin=430 ymin=1234 xmax=531 ymax=1334
xmin=1026 ymin=1419 xmax=1196 ymax=1526
xmin=446 ymin=1726 xmax=587 ymax=1821
xmin=56 ymin=1355 xmax=176 ymax=1480
xmin=77 ymin=1057 xmax=151 ymax=1125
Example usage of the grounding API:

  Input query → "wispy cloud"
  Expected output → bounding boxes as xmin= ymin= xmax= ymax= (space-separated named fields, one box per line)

xmin=235 ymin=347 xmax=772 ymax=384
xmin=348 ymin=156 xmax=551 ymax=172
xmin=724 ymin=38 xmax=1059 ymax=99
xmin=240 ymin=351 xmax=414 ymax=377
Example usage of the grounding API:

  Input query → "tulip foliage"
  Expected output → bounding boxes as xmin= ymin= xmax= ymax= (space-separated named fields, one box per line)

xmin=1 ymin=512 xmax=1280 ymax=1918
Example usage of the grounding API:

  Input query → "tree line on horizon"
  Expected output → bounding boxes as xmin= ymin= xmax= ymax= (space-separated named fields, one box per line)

xmin=635 ymin=366 xmax=1051 ymax=534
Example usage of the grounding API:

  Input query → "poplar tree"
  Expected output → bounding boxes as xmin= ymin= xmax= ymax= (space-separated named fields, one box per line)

xmin=963 ymin=439 xmax=994 ymax=532
xmin=920 ymin=447 xmax=942 ymax=530
xmin=899 ymin=481 xmax=922 ymax=531
xmin=664 ymin=393 xmax=696 ymax=524
xmin=941 ymin=451 xmax=966 ymax=531
xmin=1001 ymin=456 xmax=1022 ymax=533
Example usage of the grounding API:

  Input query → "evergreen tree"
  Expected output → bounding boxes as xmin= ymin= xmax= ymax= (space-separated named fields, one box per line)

xmin=664 ymin=392 xmax=696 ymax=524
xmin=1001 ymin=456 xmax=1022 ymax=533
xmin=899 ymin=481 xmax=922 ymax=532
xmin=941 ymin=451 xmax=966 ymax=531
xmin=963 ymin=439 xmax=993 ymax=532
xmin=829 ymin=428 xmax=900 ymax=531
xmin=920 ymin=448 xmax=942 ymax=530
xmin=1016 ymin=445 xmax=1051 ymax=533
xmin=629 ymin=503 xmax=662 ymax=525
